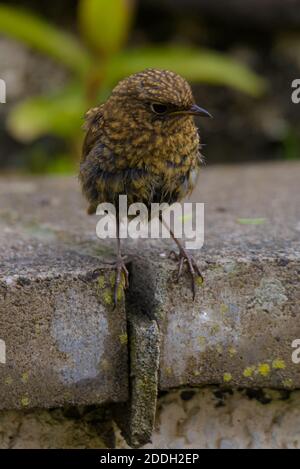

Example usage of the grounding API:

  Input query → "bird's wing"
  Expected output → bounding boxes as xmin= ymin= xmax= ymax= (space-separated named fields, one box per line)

xmin=81 ymin=105 xmax=104 ymax=162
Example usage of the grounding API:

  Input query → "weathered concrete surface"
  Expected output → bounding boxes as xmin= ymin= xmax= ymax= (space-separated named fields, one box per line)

xmin=2 ymin=386 xmax=300 ymax=449
xmin=117 ymin=387 xmax=300 ymax=449
xmin=0 ymin=406 xmax=114 ymax=449
xmin=130 ymin=253 xmax=300 ymax=390
xmin=0 ymin=179 xmax=128 ymax=409
xmin=114 ymin=307 xmax=160 ymax=447
xmin=0 ymin=162 xmax=299 ymax=415
xmin=127 ymin=162 xmax=300 ymax=390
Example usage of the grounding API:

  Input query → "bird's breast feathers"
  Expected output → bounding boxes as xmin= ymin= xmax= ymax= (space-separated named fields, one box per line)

xmin=80 ymin=102 xmax=202 ymax=211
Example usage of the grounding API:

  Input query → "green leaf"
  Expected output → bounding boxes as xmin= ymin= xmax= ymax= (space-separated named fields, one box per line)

xmin=282 ymin=129 xmax=300 ymax=160
xmin=46 ymin=154 xmax=77 ymax=174
xmin=78 ymin=0 xmax=133 ymax=56
xmin=7 ymin=85 xmax=86 ymax=142
xmin=0 ymin=5 xmax=92 ymax=75
xmin=105 ymin=46 xmax=267 ymax=96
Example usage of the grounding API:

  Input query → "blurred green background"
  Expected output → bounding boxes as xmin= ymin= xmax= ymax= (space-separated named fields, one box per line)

xmin=0 ymin=0 xmax=299 ymax=174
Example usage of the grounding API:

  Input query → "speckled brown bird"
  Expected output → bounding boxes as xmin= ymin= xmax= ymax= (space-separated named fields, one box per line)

xmin=79 ymin=68 xmax=211 ymax=306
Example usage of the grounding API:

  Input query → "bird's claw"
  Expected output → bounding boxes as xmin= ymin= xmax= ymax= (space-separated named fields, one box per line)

xmin=171 ymin=248 xmax=203 ymax=300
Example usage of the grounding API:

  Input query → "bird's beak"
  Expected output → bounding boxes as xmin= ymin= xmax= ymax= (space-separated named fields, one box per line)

xmin=169 ymin=104 xmax=213 ymax=118
xmin=187 ymin=104 xmax=213 ymax=118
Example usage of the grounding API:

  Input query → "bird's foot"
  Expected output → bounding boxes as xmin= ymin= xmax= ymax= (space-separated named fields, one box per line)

xmin=169 ymin=248 xmax=203 ymax=300
xmin=91 ymin=257 xmax=129 ymax=307
xmin=113 ymin=256 xmax=129 ymax=308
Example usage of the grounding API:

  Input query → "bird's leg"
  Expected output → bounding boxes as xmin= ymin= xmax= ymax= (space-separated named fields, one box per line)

xmin=113 ymin=221 xmax=129 ymax=308
xmin=161 ymin=217 xmax=203 ymax=300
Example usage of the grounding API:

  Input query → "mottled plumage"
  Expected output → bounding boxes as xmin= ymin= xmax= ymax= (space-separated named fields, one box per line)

xmin=79 ymin=69 xmax=205 ymax=214
xmin=79 ymin=69 xmax=211 ymax=305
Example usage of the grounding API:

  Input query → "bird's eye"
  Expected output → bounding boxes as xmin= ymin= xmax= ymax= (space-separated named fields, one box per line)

xmin=150 ymin=103 xmax=168 ymax=115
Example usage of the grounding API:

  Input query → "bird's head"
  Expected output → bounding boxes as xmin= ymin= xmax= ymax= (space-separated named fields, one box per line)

xmin=104 ymin=69 xmax=212 ymax=131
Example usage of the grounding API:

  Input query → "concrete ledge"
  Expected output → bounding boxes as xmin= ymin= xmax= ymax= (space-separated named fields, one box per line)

xmin=130 ymin=254 xmax=300 ymax=391
xmin=127 ymin=162 xmax=300 ymax=391
xmin=0 ymin=162 xmax=299 ymax=416
xmin=0 ymin=252 xmax=128 ymax=409
xmin=0 ymin=178 xmax=128 ymax=409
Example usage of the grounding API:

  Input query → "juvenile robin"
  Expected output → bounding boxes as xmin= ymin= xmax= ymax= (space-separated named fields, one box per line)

xmin=79 ymin=68 xmax=211 ymax=306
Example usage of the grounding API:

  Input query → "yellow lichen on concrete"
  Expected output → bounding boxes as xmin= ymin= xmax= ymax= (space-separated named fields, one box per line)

xmin=210 ymin=324 xmax=220 ymax=335
xmin=21 ymin=372 xmax=29 ymax=384
xmin=196 ymin=276 xmax=204 ymax=286
xmin=258 ymin=363 xmax=271 ymax=377
xmin=117 ymin=277 xmax=125 ymax=301
xmin=272 ymin=359 xmax=286 ymax=370
xmin=101 ymin=359 xmax=110 ymax=371
xmin=103 ymin=289 xmax=113 ymax=305
xmin=21 ymin=396 xmax=30 ymax=407
xmin=228 ymin=347 xmax=237 ymax=357
xmin=5 ymin=376 xmax=13 ymax=385
xmin=198 ymin=336 xmax=207 ymax=347
xmin=119 ymin=333 xmax=128 ymax=345
xmin=223 ymin=373 xmax=232 ymax=383
xmin=282 ymin=378 xmax=293 ymax=388
xmin=220 ymin=304 xmax=229 ymax=315
xmin=243 ymin=366 xmax=256 ymax=378
xmin=97 ymin=275 xmax=106 ymax=289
